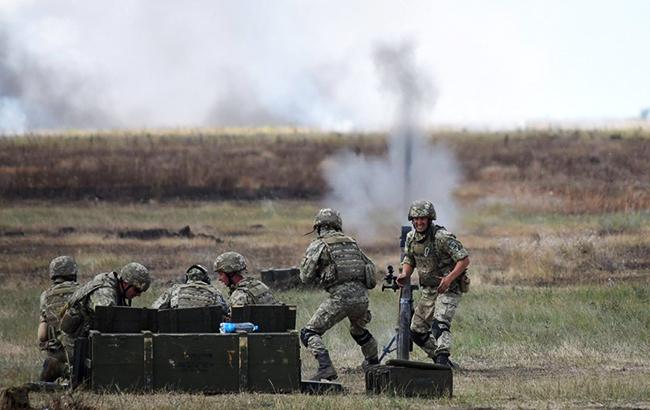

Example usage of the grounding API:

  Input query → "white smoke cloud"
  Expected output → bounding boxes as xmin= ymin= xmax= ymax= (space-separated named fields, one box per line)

xmin=0 ymin=1 xmax=421 ymax=132
xmin=323 ymin=42 xmax=461 ymax=239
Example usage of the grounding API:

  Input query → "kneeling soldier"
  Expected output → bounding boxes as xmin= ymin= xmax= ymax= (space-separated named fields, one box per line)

xmin=38 ymin=256 xmax=80 ymax=382
xmin=151 ymin=264 xmax=228 ymax=313
xmin=213 ymin=251 xmax=279 ymax=308
xmin=59 ymin=262 xmax=151 ymax=361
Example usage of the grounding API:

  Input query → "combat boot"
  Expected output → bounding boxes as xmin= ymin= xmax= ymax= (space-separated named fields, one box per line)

xmin=309 ymin=352 xmax=338 ymax=381
xmin=434 ymin=353 xmax=452 ymax=368
xmin=361 ymin=356 xmax=379 ymax=372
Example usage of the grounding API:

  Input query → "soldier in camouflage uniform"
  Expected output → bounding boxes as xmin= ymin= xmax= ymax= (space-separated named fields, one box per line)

xmin=38 ymin=256 xmax=80 ymax=382
xmin=299 ymin=208 xmax=379 ymax=381
xmin=396 ymin=200 xmax=470 ymax=368
xmin=213 ymin=251 xmax=279 ymax=309
xmin=59 ymin=262 xmax=151 ymax=361
xmin=151 ymin=264 xmax=228 ymax=312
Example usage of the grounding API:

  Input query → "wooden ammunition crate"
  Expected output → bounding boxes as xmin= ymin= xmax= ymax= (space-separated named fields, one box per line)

xmin=87 ymin=330 xmax=300 ymax=393
xmin=230 ymin=304 xmax=297 ymax=332
xmin=93 ymin=306 xmax=225 ymax=334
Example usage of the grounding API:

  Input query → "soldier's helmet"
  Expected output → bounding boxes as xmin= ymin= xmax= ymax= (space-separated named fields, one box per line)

xmin=213 ymin=252 xmax=247 ymax=275
xmin=186 ymin=264 xmax=210 ymax=283
xmin=313 ymin=208 xmax=343 ymax=230
xmin=119 ymin=262 xmax=151 ymax=292
xmin=408 ymin=200 xmax=436 ymax=221
xmin=49 ymin=255 xmax=78 ymax=280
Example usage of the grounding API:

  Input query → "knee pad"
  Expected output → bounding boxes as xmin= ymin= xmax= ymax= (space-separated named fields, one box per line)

xmin=409 ymin=329 xmax=430 ymax=347
xmin=351 ymin=329 xmax=373 ymax=346
xmin=432 ymin=320 xmax=450 ymax=339
xmin=300 ymin=328 xmax=321 ymax=348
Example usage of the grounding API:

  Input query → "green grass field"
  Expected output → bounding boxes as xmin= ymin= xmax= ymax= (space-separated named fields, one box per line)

xmin=1 ymin=130 xmax=649 ymax=408
xmin=2 ymin=284 xmax=649 ymax=408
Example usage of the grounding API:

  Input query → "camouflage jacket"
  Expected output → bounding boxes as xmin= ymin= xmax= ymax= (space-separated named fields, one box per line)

xmin=300 ymin=228 xmax=373 ymax=292
xmin=151 ymin=279 xmax=228 ymax=312
xmin=402 ymin=225 xmax=469 ymax=288
xmin=39 ymin=279 xmax=79 ymax=349
xmin=62 ymin=272 xmax=125 ymax=338
xmin=229 ymin=277 xmax=278 ymax=308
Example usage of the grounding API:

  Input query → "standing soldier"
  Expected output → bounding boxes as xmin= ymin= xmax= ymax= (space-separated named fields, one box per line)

xmin=213 ymin=251 xmax=279 ymax=308
xmin=59 ymin=262 xmax=151 ymax=360
xmin=396 ymin=200 xmax=470 ymax=368
xmin=38 ymin=256 xmax=80 ymax=382
xmin=151 ymin=264 xmax=228 ymax=313
xmin=299 ymin=208 xmax=379 ymax=381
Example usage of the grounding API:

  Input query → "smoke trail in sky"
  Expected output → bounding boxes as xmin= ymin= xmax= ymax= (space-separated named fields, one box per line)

xmin=323 ymin=41 xmax=461 ymax=239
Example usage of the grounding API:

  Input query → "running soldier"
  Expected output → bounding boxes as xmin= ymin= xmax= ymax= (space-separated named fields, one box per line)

xmin=213 ymin=252 xmax=279 ymax=308
xmin=299 ymin=208 xmax=379 ymax=381
xmin=38 ymin=256 xmax=80 ymax=382
xmin=59 ymin=262 xmax=151 ymax=360
xmin=151 ymin=264 xmax=228 ymax=312
xmin=396 ymin=200 xmax=470 ymax=368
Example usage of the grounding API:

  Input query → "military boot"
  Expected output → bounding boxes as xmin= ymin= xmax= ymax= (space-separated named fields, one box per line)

xmin=361 ymin=356 xmax=379 ymax=372
xmin=434 ymin=353 xmax=452 ymax=368
xmin=309 ymin=352 xmax=338 ymax=381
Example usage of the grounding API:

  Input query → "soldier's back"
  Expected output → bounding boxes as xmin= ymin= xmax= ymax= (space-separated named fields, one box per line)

xmin=172 ymin=281 xmax=228 ymax=309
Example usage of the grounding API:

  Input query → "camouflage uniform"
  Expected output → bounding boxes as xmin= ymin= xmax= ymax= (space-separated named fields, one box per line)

xmin=59 ymin=272 xmax=125 ymax=360
xmin=214 ymin=252 xmax=279 ymax=309
xmin=38 ymin=256 xmax=79 ymax=381
xmin=403 ymin=224 xmax=469 ymax=359
xmin=152 ymin=280 xmax=228 ymax=311
xmin=300 ymin=209 xmax=378 ymax=380
xmin=229 ymin=277 xmax=278 ymax=307
xmin=59 ymin=263 xmax=150 ymax=360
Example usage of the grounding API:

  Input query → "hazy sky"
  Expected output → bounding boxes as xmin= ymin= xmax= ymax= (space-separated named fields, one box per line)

xmin=1 ymin=0 xmax=649 ymax=132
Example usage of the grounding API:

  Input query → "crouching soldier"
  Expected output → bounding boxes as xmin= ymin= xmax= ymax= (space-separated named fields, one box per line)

xmin=59 ymin=262 xmax=151 ymax=361
xmin=38 ymin=256 xmax=80 ymax=382
xmin=299 ymin=208 xmax=379 ymax=381
xmin=151 ymin=264 xmax=228 ymax=313
xmin=213 ymin=251 xmax=279 ymax=308
xmin=396 ymin=200 xmax=470 ymax=368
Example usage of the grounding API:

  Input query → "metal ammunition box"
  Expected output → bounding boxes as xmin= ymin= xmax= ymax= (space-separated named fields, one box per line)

xmin=245 ymin=333 xmax=301 ymax=392
xmin=230 ymin=304 xmax=297 ymax=332
xmin=93 ymin=306 xmax=157 ymax=333
xmin=157 ymin=306 xmax=224 ymax=333
xmin=259 ymin=268 xmax=301 ymax=289
xmin=87 ymin=330 xmax=300 ymax=393
xmin=365 ymin=359 xmax=453 ymax=397
xmin=93 ymin=306 xmax=225 ymax=334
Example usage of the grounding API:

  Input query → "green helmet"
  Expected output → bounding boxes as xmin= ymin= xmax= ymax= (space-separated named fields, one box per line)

xmin=408 ymin=200 xmax=436 ymax=221
xmin=213 ymin=252 xmax=247 ymax=275
xmin=49 ymin=256 xmax=78 ymax=280
xmin=313 ymin=208 xmax=343 ymax=230
xmin=119 ymin=262 xmax=151 ymax=292
xmin=186 ymin=264 xmax=210 ymax=283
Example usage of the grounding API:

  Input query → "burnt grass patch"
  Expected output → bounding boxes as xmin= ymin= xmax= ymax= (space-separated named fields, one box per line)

xmin=1 ymin=129 xmax=648 ymax=213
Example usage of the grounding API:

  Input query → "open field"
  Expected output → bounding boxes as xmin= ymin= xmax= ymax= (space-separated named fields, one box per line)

xmin=1 ymin=129 xmax=649 ymax=408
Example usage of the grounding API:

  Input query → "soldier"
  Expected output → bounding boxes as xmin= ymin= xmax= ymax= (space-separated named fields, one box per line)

xmin=59 ymin=262 xmax=151 ymax=360
xmin=299 ymin=208 xmax=379 ymax=381
xmin=213 ymin=251 xmax=279 ymax=308
xmin=38 ymin=256 xmax=80 ymax=382
xmin=151 ymin=264 xmax=228 ymax=313
xmin=396 ymin=200 xmax=470 ymax=368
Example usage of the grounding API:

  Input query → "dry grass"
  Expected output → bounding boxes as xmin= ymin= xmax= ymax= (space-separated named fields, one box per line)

xmin=1 ymin=129 xmax=649 ymax=214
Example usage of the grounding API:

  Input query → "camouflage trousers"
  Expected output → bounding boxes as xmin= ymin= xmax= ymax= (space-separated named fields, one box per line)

xmin=39 ymin=345 xmax=68 ymax=382
xmin=410 ymin=286 xmax=462 ymax=358
xmin=303 ymin=292 xmax=377 ymax=361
